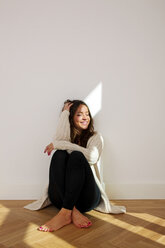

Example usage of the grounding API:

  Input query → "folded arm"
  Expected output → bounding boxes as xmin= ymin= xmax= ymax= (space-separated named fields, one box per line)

xmin=52 ymin=133 xmax=104 ymax=165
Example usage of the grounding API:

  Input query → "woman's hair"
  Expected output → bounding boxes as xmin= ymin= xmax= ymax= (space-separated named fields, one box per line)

xmin=63 ymin=99 xmax=95 ymax=148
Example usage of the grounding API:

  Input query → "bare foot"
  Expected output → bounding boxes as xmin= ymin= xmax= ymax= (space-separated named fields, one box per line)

xmin=72 ymin=207 xmax=92 ymax=228
xmin=37 ymin=208 xmax=72 ymax=232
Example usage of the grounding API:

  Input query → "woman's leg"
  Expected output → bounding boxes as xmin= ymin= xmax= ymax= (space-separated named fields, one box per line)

xmin=38 ymin=150 xmax=73 ymax=232
xmin=63 ymin=151 xmax=101 ymax=212
xmin=64 ymin=151 xmax=101 ymax=228
xmin=48 ymin=150 xmax=100 ymax=212
xmin=38 ymin=150 xmax=100 ymax=231
xmin=48 ymin=149 xmax=69 ymax=209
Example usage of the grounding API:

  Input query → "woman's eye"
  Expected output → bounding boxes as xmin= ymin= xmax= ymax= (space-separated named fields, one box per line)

xmin=77 ymin=113 xmax=89 ymax=117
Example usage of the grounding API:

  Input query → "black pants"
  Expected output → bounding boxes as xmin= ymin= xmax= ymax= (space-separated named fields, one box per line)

xmin=48 ymin=150 xmax=101 ymax=213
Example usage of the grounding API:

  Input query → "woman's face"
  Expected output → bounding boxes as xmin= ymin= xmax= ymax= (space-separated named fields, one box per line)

xmin=73 ymin=104 xmax=90 ymax=132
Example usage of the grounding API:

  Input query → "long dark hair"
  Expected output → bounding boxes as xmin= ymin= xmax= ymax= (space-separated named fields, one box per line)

xmin=63 ymin=99 xmax=95 ymax=148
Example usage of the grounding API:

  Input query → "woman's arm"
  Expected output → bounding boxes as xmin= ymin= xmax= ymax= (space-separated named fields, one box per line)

xmin=45 ymin=110 xmax=70 ymax=156
xmin=53 ymin=102 xmax=73 ymax=141
xmin=52 ymin=110 xmax=70 ymax=141
xmin=52 ymin=133 xmax=104 ymax=165
xmin=44 ymin=103 xmax=72 ymax=156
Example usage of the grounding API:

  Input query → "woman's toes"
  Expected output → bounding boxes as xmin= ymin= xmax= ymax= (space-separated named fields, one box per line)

xmin=80 ymin=224 xmax=90 ymax=228
xmin=38 ymin=226 xmax=45 ymax=231
xmin=37 ymin=226 xmax=43 ymax=231
xmin=79 ymin=221 xmax=92 ymax=228
xmin=37 ymin=225 xmax=53 ymax=232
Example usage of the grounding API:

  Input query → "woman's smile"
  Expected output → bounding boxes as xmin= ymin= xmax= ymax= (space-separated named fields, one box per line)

xmin=73 ymin=104 xmax=90 ymax=131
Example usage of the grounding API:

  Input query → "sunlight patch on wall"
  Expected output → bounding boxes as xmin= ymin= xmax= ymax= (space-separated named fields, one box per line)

xmin=84 ymin=82 xmax=103 ymax=177
xmin=84 ymin=82 xmax=102 ymax=117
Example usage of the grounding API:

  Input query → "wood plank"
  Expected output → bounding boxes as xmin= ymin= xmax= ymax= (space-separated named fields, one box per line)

xmin=0 ymin=200 xmax=165 ymax=248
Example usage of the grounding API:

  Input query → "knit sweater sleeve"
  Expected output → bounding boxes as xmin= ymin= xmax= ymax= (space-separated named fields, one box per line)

xmin=52 ymin=110 xmax=70 ymax=141
xmin=52 ymin=133 xmax=104 ymax=165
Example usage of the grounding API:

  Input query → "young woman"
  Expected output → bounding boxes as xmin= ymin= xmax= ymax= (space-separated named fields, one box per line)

xmin=24 ymin=100 xmax=126 ymax=232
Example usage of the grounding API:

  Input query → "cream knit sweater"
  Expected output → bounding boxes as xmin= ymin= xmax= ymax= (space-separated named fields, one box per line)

xmin=24 ymin=110 xmax=126 ymax=214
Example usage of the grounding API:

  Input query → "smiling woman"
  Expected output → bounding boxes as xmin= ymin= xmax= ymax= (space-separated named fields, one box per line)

xmin=68 ymin=100 xmax=95 ymax=148
xmin=24 ymin=99 xmax=126 ymax=232
xmin=73 ymin=105 xmax=90 ymax=131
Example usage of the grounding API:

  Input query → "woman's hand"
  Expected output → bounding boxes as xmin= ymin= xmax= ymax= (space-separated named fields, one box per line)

xmin=44 ymin=143 xmax=54 ymax=156
xmin=62 ymin=102 xmax=73 ymax=112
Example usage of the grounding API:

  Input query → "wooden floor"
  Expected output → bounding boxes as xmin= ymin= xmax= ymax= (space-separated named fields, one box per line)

xmin=0 ymin=200 xmax=165 ymax=248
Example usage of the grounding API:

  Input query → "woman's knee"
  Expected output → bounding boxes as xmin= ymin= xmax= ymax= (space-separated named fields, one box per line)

xmin=70 ymin=151 xmax=85 ymax=160
xmin=52 ymin=150 xmax=68 ymax=160
xmin=69 ymin=151 xmax=89 ymax=168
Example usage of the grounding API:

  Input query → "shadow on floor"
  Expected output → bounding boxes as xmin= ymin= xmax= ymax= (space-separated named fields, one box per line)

xmin=0 ymin=200 xmax=165 ymax=248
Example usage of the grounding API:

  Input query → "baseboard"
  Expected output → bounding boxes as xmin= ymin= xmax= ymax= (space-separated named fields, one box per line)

xmin=105 ymin=183 xmax=165 ymax=199
xmin=0 ymin=183 xmax=165 ymax=200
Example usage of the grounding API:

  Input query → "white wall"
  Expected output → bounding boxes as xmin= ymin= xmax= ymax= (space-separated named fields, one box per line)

xmin=0 ymin=0 xmax=165 ymax=199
